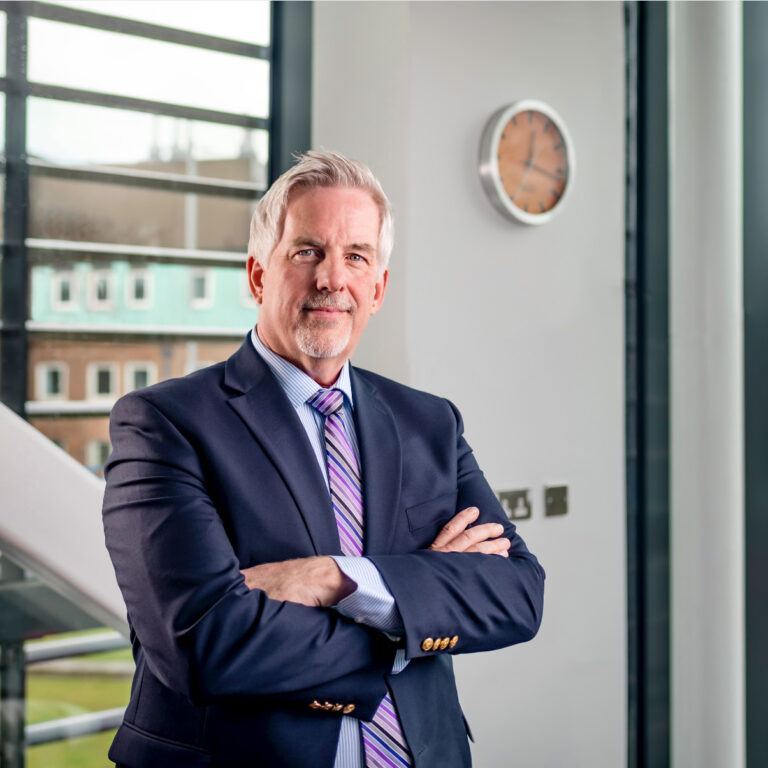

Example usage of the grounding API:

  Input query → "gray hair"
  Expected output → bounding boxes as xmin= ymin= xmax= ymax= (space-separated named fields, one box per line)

xmin=247 ymin=150 xmax=394 ymax=275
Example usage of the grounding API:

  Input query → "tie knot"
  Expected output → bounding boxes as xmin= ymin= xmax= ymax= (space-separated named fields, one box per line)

xmin=308 ymin=388 xmax=344 ymax=417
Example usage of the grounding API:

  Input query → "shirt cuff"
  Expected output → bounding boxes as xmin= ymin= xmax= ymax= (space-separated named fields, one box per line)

xmin=330 ymin=556 xmax=404 ymax=635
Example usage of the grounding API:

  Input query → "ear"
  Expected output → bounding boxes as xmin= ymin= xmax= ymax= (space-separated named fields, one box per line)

xmin=247 ymin=255 xmax=265 ymax=304
xmin=369 ymin=269 xmax=388 ymax=316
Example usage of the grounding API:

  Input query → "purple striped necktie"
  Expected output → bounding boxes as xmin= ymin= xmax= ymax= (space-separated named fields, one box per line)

xmin=308 ymin=389 xmax=412 ymax=768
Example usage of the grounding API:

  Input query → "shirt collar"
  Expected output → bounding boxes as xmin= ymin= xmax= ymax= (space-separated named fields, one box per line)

xmin=250 ymin=326 xmax=355 ymax=409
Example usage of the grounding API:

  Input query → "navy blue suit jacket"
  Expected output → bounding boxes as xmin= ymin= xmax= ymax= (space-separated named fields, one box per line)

xmin=102 ymin=337 xmax=545 ymax=767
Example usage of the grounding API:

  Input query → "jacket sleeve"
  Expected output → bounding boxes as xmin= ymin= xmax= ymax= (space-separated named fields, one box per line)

xmin=367 ymin=400 xmax=545 ymax=661
xmin=103 ymin=391 xmax=394 ymax=714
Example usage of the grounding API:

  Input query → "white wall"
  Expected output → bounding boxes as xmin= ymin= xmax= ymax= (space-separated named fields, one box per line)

xmin=314 ymin=3 xmax=626 ymax=766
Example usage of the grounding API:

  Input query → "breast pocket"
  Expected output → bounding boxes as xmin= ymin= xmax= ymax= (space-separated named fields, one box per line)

xmin=405 ymin=490 xmax=458 ymax=547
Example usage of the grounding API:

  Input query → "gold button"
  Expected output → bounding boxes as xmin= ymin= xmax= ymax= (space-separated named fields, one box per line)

xmin=333 ymin=704 xmax=343 ymax=712
xmin=440 ymin=637 xmax=450 ymax=650
xmin=421 ymin=637 xmax=434 ymax=652
xmin=343 ymin=704 xmax=356 ymax=714
xmin=449 ymin=635 xmax=459 ymax=648
xmin=323 ymin=701 xmax=334 ymax=710
xmin=310 ymin=700 xmax=322 ymax=709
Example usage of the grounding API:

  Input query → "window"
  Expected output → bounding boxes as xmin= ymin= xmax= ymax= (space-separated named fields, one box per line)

xmin=87 ymin=269 xmax=115 ymax=310
xmin=50 ymin=271 xmax=79 ymax=311
xmin=34 ymin=362 xmax=69 ymax=400
xmin=190 ymin=268 xmax=214 ymax=309
xmin=124 ymin=361 xmax=158 ymax=392
xmin=125 ymin=268 xmax=154 ymax=309
xmin=85 ymin=439 xmax=112 ymax=471
xmin=86 ymin=362 xmax=119 ymax=400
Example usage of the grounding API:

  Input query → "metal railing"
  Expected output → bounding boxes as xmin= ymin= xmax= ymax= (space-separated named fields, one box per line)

xmin=24 ymin=630 xmax=131 ymax=747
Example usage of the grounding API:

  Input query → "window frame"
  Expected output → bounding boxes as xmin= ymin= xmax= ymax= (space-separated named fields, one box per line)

xmin=189 ymin=267 xmax=215 ymax=309
xmin=34 ymin=361 xmax=69 ymax=401
xmin=50 ymin=270 xmax=80 ymax=312
xmin=124 ymin=360 xmax=158 ymax=392
xmin=125 ymin=267 xmax=154 ymax=310
xmin=85 ymin=361 xmax=120 ymax=400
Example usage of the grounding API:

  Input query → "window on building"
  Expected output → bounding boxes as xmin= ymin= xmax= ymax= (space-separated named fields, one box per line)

xmin=34 ymin=362 xmax=69 ymax=400
xmin=124 ymin=361 xmax=158 ymax=392
xmin=190 ymin=268 xmax=214 ymax=309
xmin=87 ymin=269 xmax=115 ymax=310
xmin=85 ymin=439 xmax=112 ymax=471
xmin=86 ymin=362 xmax=119 ymax=400
xmin=126 ymin=269 xmax=153 ymax=309
xmin=50 ymin=271 xmax=79 ymax=311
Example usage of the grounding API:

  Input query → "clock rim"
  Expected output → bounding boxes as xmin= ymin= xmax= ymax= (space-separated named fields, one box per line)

xmin=479 ymin=99 xmax=575 ymax=226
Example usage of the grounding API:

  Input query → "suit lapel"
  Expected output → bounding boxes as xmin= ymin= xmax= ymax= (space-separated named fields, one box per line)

xmin=224 ymin=339 xmax=341 ymax=556
xmin=351 ymin=369 xmax=403 ymax=556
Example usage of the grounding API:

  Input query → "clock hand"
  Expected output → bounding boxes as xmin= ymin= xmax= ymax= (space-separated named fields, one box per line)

xmin=526 ymin=131 xmax=536 ymax=167
xmin=530 ymin=164 xmax=565 ymax=181
xmin=514 ymin=144 xmax=545 ymax=202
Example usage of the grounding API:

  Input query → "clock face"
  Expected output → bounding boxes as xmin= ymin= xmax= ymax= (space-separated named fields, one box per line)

xmin=497 ymin=110 xmax=568 ymax=216
xmin=479 ymin=101 xmax=574 ymax=225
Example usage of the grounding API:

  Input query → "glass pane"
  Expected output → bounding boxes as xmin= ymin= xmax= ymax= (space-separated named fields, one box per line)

xmin=28 ymin=18 xmax=270 ymax=117
xmin=47 ymin=0 xmax=271 ymax=46
xmin=30 ymin=262 xmax=255 ymax=329
xmin=26 ymin=629 xmax=133 ymax=767
xmin=28 ymin=333 xmax=246 ymax=473
xmin=28 ymin=98 xmax=268 ymax=185
xmin=0 ymin=12 xmax=6 ymax=78
xmin=29 ymin=177 xmax=255 ymax=251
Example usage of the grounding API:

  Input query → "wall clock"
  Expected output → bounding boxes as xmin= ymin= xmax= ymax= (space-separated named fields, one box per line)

xmin=479 ymin=100 xmax=574 ymax=225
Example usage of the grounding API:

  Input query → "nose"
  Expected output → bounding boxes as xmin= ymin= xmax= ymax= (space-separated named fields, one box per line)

xmin=314 ymin=253 xmax=345 ymax=292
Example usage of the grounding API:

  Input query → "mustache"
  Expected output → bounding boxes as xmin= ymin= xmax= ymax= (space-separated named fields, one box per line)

xmin=301 ymin=295 xmax=355 ymax=311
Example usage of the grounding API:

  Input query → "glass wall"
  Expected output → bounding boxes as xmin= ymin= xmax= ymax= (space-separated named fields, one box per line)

xmin=0 ymin=2 xmax=271 ymax=764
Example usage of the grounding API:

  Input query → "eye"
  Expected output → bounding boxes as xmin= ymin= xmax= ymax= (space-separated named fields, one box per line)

xmin=294 ymin=248 xmax=319 ymax=261
xmin=347 ymin=253 xmax=367 ymax=264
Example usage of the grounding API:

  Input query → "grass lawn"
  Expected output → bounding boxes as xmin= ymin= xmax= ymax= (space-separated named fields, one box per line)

xmin=26 ymin=670 xmax=132 ymax=767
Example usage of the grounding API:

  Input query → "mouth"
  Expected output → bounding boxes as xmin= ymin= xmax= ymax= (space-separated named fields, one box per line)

xmin=300 ymin=298 xmax=354 ymax=316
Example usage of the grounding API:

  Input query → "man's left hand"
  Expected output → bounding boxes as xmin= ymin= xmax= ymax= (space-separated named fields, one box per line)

xmin=240 ymin=556 xmax=356 ymax=607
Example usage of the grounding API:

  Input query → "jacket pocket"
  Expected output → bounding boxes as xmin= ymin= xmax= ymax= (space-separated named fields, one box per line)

xmin=405 ymin=490 xmax=458 ymax=532
xmin=109 ymin=721 xmax=212 ymax=768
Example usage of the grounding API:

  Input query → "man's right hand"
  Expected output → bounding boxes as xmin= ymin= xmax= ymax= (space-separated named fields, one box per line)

xmin=428 ymin=506 xmax=511 ymax=557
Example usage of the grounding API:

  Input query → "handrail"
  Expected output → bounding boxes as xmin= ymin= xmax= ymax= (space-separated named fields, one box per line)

xmin=25 ymin=631 xmax=130 ymax=664
xmin=26 ymin=707 xmax=127 ymax=747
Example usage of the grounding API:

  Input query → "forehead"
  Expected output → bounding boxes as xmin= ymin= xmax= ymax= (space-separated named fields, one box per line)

xmin=283 ymin=186 xmax=381 ymax=242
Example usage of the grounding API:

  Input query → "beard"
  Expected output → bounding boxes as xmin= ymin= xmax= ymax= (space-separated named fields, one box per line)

xmin=294 ymin=295 xmax=355 ymax=359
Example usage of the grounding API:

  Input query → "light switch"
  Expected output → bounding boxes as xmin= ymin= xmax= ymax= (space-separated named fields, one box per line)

xmin=498 ymin=489 xmax=532 ymax=521
xmin=544 ymin=485 xmax=568 ymax=517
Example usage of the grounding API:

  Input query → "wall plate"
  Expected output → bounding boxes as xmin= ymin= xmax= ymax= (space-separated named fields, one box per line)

xmin=498 ymin=489 xmax=532 ymax=521
xmin=544 ymin=485 xmax=568 ymax=517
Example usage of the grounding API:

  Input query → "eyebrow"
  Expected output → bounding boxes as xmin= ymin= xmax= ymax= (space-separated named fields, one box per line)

xmin=289 ymin=238 xmax=375 ymax=254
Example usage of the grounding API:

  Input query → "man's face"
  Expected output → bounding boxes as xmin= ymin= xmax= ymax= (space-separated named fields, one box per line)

xmin=248 ymin=185 xmax=388 ymax=382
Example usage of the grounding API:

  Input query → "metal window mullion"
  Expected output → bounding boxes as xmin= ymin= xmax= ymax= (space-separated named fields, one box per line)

xmin=27 ymin=82 xmax=269 ymax=130
xmin=1 ymin=2 xmax=29 ymax=420
xmin=26 ymin=239 xmax=245 ymax=268
xmin=28 ymin=160 xmax=264 ymax=199
xmin=21 ymin=1 xmax=269 ymax=60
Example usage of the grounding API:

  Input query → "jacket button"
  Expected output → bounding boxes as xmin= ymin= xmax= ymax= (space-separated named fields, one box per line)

xmin=343 ymin=704 xmax=356 ymax=714
xmin=309 ymin=700 xmax=322 ymax=709
xmin=323 ymin=702 xmax=334 ymax=710
xmin=333 ymin=704 xmax=343 ymax=712
xmin=421 ymin=637 xmax=434 ymax=651
xmin=450 ymin=635 xmax=459 ymax=648
xmin=439 ymin=637 xmax=450 ymax=650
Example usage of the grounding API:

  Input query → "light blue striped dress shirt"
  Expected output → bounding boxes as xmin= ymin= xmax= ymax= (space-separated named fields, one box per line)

xmin=250 ymin=328 xmax=408 ymax=768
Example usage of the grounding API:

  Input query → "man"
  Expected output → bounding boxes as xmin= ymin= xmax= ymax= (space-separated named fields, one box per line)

xmin=103 ymin=151 xmax=544 ymax=768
